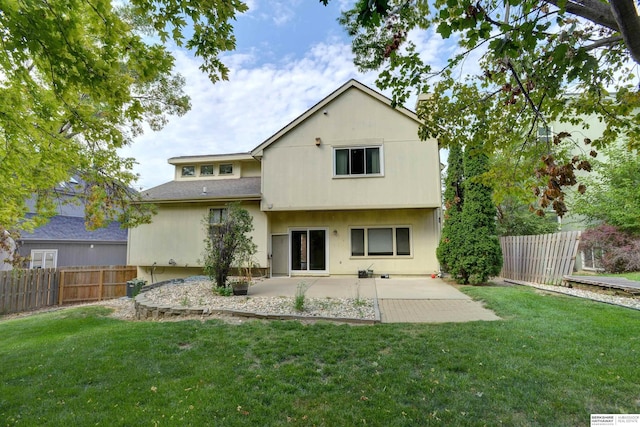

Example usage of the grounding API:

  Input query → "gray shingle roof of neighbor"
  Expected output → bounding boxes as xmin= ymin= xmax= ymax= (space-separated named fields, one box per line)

xmin=142 ymin=177 xmax=261 ymax=202
xmin=20 ymin=215 xmax=127 ymax=242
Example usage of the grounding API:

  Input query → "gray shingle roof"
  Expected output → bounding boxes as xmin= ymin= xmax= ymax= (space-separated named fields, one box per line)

xmin=20 ymin=215 xmax=127 ymax=242
xmin=142 ymin=177 xmax=261 ymax=202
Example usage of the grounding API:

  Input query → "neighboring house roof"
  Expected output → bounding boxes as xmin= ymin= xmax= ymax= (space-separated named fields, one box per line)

xmin=19 ymin=215 xmax=127 ymax=242
xmin=142 ymin=177 xmax=261 ymax=203
xmin=251 ymin=79 xmax=422 ymax=157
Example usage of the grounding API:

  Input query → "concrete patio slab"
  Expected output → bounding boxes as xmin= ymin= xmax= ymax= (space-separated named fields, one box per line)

xmin=378 ymin=299 xmax=501 ymax=323
xmin=374 ymin=278 xmax=471 ymax=300
xmin=247 ymin=276 xmax=501 ymax=324
xmin=248 ymin=277 xmax=377 ymax=299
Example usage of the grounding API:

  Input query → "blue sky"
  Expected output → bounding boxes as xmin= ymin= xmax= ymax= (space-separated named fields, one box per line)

xmin=121 ymin=0 xmax=451 ymax=189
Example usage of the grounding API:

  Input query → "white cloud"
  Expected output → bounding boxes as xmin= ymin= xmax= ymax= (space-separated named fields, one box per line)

xmin=122 ymin=39 xmax=379 ymax=189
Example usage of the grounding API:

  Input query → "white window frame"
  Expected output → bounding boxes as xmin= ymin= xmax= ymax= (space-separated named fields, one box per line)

xmin=181 ymin=165 xmax=196 ymax=177
xmin=537 ymin=126 xmax=553 ymax=143
xmin=333 ymin=146 xmax=384 ymax=177
xmin=29 ymin=249 xmax=58 ymax=269
xmin=219 ymin=163 xmax=233 ymax=175
xmin=581 ymin=248 xmax=605 ymax=272
xmin=208 ymin=208 xmax=228 ymax=238
xmin=349 ymin=226 xmax=412 ymax=258
xmin=289 ymin=227 xmax=329 ymax=274
xmin=200 ymin=165 xmax=214 ymax=176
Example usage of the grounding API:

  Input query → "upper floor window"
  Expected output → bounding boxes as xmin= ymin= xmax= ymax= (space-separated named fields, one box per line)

xmin=201 ymin=165 xmax=214 ymax=176
xmin=334 ymin=147 xmax=382 ymax=176
xmin=538 ymin=126 xmax=553 ymax=143
xmin=181 ymin=166 xmax=195 ymax=177
xmin=219 ymin=164 xmax=233 ymax=175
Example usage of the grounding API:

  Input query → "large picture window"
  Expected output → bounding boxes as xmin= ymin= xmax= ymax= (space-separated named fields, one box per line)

xmin=350 ymin=227 xmax=411 ymax=257
xmin=335 ymin=146 xmax=382 ymax=176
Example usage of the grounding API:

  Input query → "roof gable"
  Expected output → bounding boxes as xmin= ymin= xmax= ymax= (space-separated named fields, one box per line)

xmin=251 ymin=79 xmax=420 ymax=156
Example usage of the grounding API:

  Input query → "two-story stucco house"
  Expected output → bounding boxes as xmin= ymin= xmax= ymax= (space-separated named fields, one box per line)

xmin=127 ymin=80 xmax=442 ymax=282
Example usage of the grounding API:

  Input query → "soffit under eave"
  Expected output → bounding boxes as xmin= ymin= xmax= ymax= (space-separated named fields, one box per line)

xmin=141 ymin=195 xmax=262 ymax=204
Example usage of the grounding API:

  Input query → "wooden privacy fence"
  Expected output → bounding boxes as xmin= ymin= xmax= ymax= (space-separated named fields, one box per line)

xmin=0 ymin=268 xmax=58 ymax=314
xmin=0 ymin=265 xmax=137 ymax=315
xmin=58 ymin=266 xmax=137 ymax=304
xmin=500 ymin=231 xmax=581 ymax=285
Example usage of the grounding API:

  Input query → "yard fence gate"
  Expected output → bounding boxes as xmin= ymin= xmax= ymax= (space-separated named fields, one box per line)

xmin=0 ymin=265 xmax=137 ymax=315
xmin=500 ymin=231 xmax=581 ymax=285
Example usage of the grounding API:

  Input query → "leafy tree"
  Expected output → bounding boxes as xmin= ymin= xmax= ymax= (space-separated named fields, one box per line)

xmin=322 ymin=0 xmax=640 ymax=216
xmin=436 ymin=141 xmax=464 ymax=272
xmin=571 ymin=146 xmax=640 ymax=233
xmin=496 ymin=197 xmax=559 ymax=236
xmin=0 ymin=0 xmax=247 ymax=235
xmin=202 ymin=204 xmax=257 ymax=290
xmin=452 ymin=142 xmax=503 ymax=284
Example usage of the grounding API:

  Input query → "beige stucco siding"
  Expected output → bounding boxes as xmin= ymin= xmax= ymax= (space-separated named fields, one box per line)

xmin=127 ymin=201 xmax=268 ymax=271
xmin=260 ymin=87 xmax=441 ymax=211
xmin=268 ymin=208 xmax=440 ymax=276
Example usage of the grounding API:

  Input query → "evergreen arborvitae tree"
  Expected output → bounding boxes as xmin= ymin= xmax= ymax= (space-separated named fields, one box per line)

xmin=452 ymin=143 xmax=503 ymax=284
xmin=436 ymin=142 xmax=464 ymax=272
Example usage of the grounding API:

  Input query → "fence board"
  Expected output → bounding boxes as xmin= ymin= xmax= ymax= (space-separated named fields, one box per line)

xmin=500 ymin=231 xmax=581 ymax=285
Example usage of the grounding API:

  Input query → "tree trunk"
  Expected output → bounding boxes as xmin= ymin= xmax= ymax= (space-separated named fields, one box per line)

xmin=609 ymin=0 xmax=640 ymax=65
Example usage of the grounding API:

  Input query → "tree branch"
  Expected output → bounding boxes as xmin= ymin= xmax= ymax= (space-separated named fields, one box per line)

xmin=583 ymin=35 xmax=624 ymax=51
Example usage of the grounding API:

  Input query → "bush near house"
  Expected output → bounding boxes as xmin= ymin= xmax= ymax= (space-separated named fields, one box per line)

xmin=202 ymin=203 xmax=257 ymax=289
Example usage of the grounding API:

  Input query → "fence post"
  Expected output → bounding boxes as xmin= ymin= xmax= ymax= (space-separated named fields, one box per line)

xmin=58 ymin=270 xmax=65 ymax=305
xmin=98 ymin=269 xmax=104 ymax=301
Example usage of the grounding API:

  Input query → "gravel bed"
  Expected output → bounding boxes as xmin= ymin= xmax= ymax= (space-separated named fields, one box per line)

xmin=519 ymin=282 xmax=640 ymax=310
xmin=140 ymin=280 xmax=376 ymax=321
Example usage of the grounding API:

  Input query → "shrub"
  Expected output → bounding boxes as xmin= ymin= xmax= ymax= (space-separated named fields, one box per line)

xmin=580 ymin=224 xmax=640 ymax=273
xmin=202 ymin=203 xmax=257 ymax=289
xmin=449 ymin=143 xmax=502 ymax=285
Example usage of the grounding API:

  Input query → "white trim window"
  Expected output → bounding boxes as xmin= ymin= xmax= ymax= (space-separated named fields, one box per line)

xmin=208 ymin=208 xmax=228 ymax=238
xmin=582 ymin=247 xmax=604 ymax=271
xmin=200 ymin=165 xmax=214 ymax=176
xmin=181 ymin=165 xmax=196 ymax=177
xmin=30 ymin=249 xmax=57 ymax=269
xmin=350 ymin=227 xmax=411 ymax=257
xmin=538 ymin=126 xmax=553 ymax=143
xmin=334 ymin=146 xmax=383 ymax=177
xmin=219 ymin=163 xmax=233 ymax=175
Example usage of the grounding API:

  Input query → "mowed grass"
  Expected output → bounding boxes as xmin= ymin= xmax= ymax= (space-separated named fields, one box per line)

xmin=1 ymin=286 xmax=639 ymax=426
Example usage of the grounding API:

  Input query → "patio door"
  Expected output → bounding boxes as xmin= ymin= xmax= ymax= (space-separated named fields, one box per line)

xmin=271 ymin=234 xmax=289 ymax=277
xmin=291 ymin=229 xmax=327 ymax=273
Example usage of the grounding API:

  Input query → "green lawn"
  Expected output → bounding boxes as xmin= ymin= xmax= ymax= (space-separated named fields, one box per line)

xmin=1 ymin=286 xmax=639 ymax=426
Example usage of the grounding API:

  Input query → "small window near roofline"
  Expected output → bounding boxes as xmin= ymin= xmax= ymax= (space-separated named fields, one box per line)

xmin=201 ymin=165 xmax=214 ymax=176
xmin=182 ymin=166 xmax=195 ymax=177
xmin=219 ymin=164 xmax=233 ymax=175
